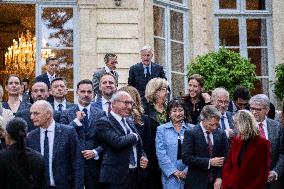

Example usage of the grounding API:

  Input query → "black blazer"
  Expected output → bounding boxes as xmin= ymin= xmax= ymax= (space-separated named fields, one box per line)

xmin=182 ymin=125 xmax=229 ymax=189
xmin=59 ymin=104 xmax=105 ymax=180
xmin=128 ymin=62 xmax=166 ymax=97
xmin=96 ymin=114 xmax=145 ymax=185
xmin=50 ymin=101 xmax=74 ymax=111
xmin=0 ymin=144 xmax=46 ymax=189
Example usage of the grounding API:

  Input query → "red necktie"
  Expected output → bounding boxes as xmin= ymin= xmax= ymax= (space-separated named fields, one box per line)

xmin=258 ymin=123 xmax=266 ymax=138
xmin=206 ymin=131 xmax=213 ymax=157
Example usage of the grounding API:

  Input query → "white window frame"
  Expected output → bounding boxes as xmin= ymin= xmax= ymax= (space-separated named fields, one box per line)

xmin=153 ymin=0 xmax=190 ymax=97
xmin=214 ymin=0 xmax=274 ymax=99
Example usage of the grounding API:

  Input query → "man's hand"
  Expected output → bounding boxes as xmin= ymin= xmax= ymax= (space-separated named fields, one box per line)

xmin=201 ymin=92 xmax=211 ymax=103
xmin=179 ymin=171 xmax=187 ymax=179
xmin=214 ymin=178 xmax=222 ymax=189
xmin=76 ymin=111 xmax=85 ymax=121
xmin=226 ymin=128 xmax=234 ymax=138
xmin=140 ymin=156 xmax=148 ymax=169
xmin=267 ymin=171 xmax=277 ymax=182
xmin=81 ymin=150 xmax=95 ymax=160
xmin=210 ymin=157 xmax=224 ymax=167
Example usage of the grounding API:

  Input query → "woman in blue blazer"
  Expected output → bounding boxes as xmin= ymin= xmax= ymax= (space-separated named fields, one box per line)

xmin=156 ymin=99 xmax=194 ymax=189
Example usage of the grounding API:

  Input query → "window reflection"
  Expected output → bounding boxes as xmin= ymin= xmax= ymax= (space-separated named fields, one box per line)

xmin=219 ymin=19 xmax=239 ymax=46
xmin=170 ymin=10 xmax=183 ymax=41
xmin=246 ymin=0 xmax=266 ymax=10
xmin=154 ymin=38 xmax=165 ymax=67
xmin=41 ymin=8 xmax=73 ymax=47
xmin=219 ymin=0 xmax=237 ymax=9
xmin=251 ymin=78 xmax=269 ymax=95
xmin=153 ymin=6 xmax=165 ymax=38
xmin=170 ymin=0 xmax=183 ymax=4
xmin=172 ymin=73 xmax=185 ymax=98
xmin=248 ymin=48 xmax=268 ymax=76
xmin=247 ymin=19 xmax=267 ymax=46
xmin=171 ymin=42 xmax=184 ymax=72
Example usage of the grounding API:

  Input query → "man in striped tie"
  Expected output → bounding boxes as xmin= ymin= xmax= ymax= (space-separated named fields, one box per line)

xmin=249 ymin=94 xmax=284 ymax=189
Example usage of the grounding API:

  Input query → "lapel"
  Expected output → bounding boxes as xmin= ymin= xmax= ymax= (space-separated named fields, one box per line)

xmin=52 ymin=124 xmax=62 ymax=160
xmin=44 ymin=73 xmax=51 ymax=87
xmin=34 ymin=129 xmax=41 ymax=152
xmin=109 ymin=114 xmax=127 ymax=135
xmin=150 ymin=62 xmax=156 ymax=78
xmin=226 ymin=112 xmax=234 ymax=129
xmin=196 ymin=125 xmax=210 ymax=153
xmin=212 ymin=130 xmax=219 ymax=153
xmin=266 ymin=119 xmax=273 ymax=142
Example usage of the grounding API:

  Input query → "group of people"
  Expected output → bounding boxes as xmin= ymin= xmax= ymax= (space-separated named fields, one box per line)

xmin=0 ymin=45 xmax=283 ymax=189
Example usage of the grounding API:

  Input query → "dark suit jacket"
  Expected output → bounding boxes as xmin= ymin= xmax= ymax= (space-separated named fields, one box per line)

xmin=0 ymin=144 xmax=46 ymax=189
xmin=182 ymin=125 xmax=229 ymax=189
xmin=35 ymin=73 xmax=51 ymax=88
xmin=15 ymin=108 xmax=61 ymax=132
xmin=26 ymin=123 xmax=83 ymax=189
xmin=2 ymin=101 xmax=31 ymax=114
xmin=266 ymin=118 xmax=284 ymax=189
xmin=59 ymin=104 xmax=105 ymax=180
xmin=91 ymin=99 xmax=103 ymax=110
xmin=128 ymin=62 xmax=166 ymax=98
xmin=96 ymin=114 xmax=146 ymax=185
xmin=92 ymin=67 xmax=119 ymax=100
xmin=222 ymin=136 xmax=270 ymax=189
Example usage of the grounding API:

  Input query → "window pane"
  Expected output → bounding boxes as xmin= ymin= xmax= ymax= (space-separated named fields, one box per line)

xmin=41 ymin=49 xmax=73 ymax=89
xmin=247 ymin=19 xmax=267 ymax=46
xmin=246 ymin=0 xmax=266 ymax=10
xmin=153 ymin=6 xmax=165 ymax=37
xmin=41 ymin=7 xmax=73 ymax=47
xmin=219 ymin=0 xmax=237 ymax=9
xmin=219 ymin=19 xmax=239 ymax=46
xmin=251 ymin=78 xmax=269 ymax=96
xmin=154 ymin=38 xmax=165 ymax=67
xmin=248 ymin=48 xmax=268 ymax=76
xmin=171 ymin=0 xmax=183 ymax=3
xmin=227 ymin=48 xmax=240 ymax=53
xmin=172 ymin=73 xmax=185 ymax=98
xmin=170 ymin=10 xmax=183 ymax=41
xmin=171 ymin=42 xmax=184 ymax=72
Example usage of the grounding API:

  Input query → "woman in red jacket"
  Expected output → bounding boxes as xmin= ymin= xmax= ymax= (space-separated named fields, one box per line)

xmin=222 ymin=110 xmax=270 ymax=189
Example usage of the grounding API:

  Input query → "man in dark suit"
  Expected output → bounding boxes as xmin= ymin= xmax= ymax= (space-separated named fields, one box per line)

xmin=182 ymin=105 xmax=229 ymax=189
xmin=35 ymin=57 xmax=59 ymax=103
xmin=249 ymin=94 xmax=284 ymax=189
xmin=211 ymin=87 xmax=235 ymax=140
xmin=92 ymin=73 xmax=117 ymax=115
xmin=92 ymin=53 xmax=119 ymax=100
xmin=59 ymin=79 xmax=105 ymax=189
xmin=228 ymin=86 xmax=251 ymax=113
xmin=27 ymin=100 xmax=83 ymax=189
xmin=22 ymin=78 xmax=32 ymax=103
xmin=50 ymin=77 xmax=74 ymax=111
xmin=128 ymin=45 xmax=166 ymax=101
xmin=16 ymin=82 xmax=60 ymax=131
xmin=96 ymin=91 xmax=148 ymax=189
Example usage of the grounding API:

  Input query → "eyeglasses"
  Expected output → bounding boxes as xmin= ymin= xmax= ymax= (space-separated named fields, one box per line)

xmin=115 ymin=100 xmax=134 ymax=106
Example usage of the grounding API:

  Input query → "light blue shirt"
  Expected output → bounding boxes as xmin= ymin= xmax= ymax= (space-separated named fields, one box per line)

xmin=143 ymin=63 xmax=152 ymax=76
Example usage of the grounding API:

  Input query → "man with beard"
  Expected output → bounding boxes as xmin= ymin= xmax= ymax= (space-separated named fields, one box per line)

xmin=49 ymin=77 xmax=74 ymax=111
xmin=92 ymin=73 xmax=117 ymax=115
xmin=15 ymin=82 xmax=60 ymax=131
xmin=59 ymin=79 xmax=105 ymax=189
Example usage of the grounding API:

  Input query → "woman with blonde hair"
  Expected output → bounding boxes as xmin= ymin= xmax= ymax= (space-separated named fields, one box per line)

xmin=119 ymin=86 xmax=151 ymax=189
xmin=222 ymin=110 xmax=270 ymax=189
xmin=143 ymin=78 xmax=169 ymax=189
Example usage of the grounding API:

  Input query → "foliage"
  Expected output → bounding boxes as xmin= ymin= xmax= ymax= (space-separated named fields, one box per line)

xmin=273 ymin=63 xmax=284 ymax=100
xmin=187 ymin=48 xmax=257 ymax=95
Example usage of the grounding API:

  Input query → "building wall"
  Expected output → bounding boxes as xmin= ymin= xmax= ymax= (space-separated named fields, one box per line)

xmin=78 ymin=0 xmax=154 ymax=86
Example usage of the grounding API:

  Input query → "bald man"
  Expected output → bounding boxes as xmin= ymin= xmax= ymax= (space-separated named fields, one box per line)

xmin=27 ymin=100 xmax=83 ymax=189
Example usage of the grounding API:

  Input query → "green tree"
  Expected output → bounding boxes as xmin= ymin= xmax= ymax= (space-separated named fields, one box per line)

xmin=273 ymin=63 xmax=284 ymax=100
xmin=187 ymin=48 xmax=257 ymax=95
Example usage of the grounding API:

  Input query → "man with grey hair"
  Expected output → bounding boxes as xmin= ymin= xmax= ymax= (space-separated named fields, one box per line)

xmin=128 ymin=45 xmax=166 ymax=101
xmin=249 ymin=94 xmax=284 ymax=188
xmin=96 ymin=91 xmax=148 ymax=189
xmin=182 ymin=105 xmax=228 ymax=189
xmin=27 ymin=100 xmax=83 ymax=189
xmin=211 ymin=87 xmax=234 ymax=139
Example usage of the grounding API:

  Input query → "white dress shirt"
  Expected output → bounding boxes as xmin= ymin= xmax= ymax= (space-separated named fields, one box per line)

xmin=220 ymin=112 xmax=231 ymax=138
xmin=47 ymin=72 xmax=56 ymax=83
xmin=111 ymin=111 xmax=138 ymax=168
xmin=101 ymin=96 xmax=111 ymax=115
xmin=54 ymin=99 xmax=67 ymax=111
xmin=40 ymin=121 xmax=56 ymax=186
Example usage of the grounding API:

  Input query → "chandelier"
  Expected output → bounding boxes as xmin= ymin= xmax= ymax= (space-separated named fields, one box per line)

xmin=4 ymin=30 xmax=55 ymax=78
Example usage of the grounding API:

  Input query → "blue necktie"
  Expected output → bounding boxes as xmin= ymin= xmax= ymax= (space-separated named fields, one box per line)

xmin=145 ymin=66 xmax=151 ymax=83
xmin=122 ymin=119 xmax=136 ymax=166
xmin=82 ymin=108 xmax=89 ymax=128
xmin=44 ymin=130 xmax=50 ymax=186
xmin=58 ymin=104 xmax=63 ymax=111
xmin=220 ymin=116 xmax=226 ymax=130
